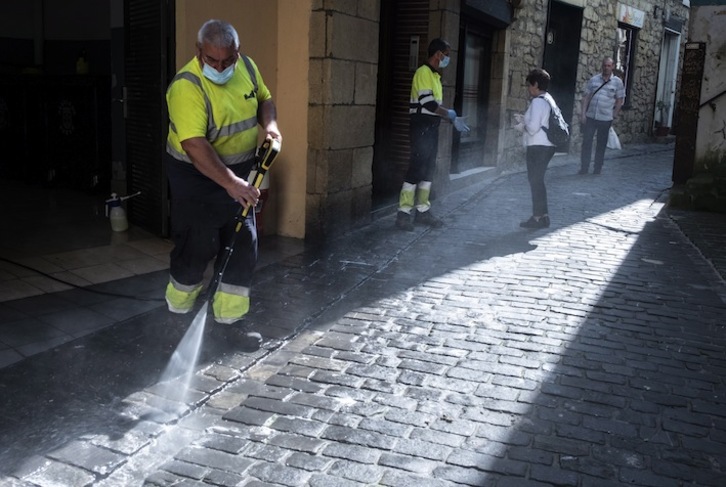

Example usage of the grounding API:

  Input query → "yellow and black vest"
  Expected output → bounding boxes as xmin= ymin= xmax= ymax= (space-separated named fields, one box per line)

xmin=166 ymin=55 xmax=272 ymax=166
xmin=409 ymin=64 xmax=442 ymax=117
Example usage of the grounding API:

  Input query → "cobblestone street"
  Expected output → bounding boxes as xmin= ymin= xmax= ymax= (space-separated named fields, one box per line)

xmin=2 ymin=144 xmax=725 ymax=486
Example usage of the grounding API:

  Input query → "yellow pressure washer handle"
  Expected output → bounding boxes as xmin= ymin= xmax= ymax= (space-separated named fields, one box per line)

xmin=207 ymin=138 xmax=281 ymax=302
xmin=240 ymin=137 xmax=282 ymax=220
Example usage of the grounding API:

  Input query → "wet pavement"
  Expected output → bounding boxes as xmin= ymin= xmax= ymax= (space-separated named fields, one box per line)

xmin=1 ymin=142 xmax=725 ymax=486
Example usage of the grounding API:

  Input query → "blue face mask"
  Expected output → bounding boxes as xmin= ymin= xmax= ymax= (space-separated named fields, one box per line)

xmin=202 ymin=62 xmax=236 ymax=85
xmin=439 ymin=55 xmax=450 ymax=69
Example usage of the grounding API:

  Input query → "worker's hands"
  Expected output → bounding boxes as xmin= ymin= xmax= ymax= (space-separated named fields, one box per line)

xmin=181 ymin=136 xmax=262 ymax=210
xmin=453 ymin=117 xmax=470 ymax=133
xmin=445 ymin=109 xmax=469 ymax=132
xmin=264 ymin=120 xmax=282 ymax=144
xmin=226 ymin=178 xmax=260 ymax=210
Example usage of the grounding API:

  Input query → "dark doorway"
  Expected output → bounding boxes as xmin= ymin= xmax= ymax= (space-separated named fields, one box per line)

xmin=124 ymin=0 xmax=175 ymax=236
xmin=543 ymin=0 xmax=583 ymax=152
xmin=452 ymin=23 xmax=493 ymax=173
xmin=371 ymin=0 xmax=429 ymax=213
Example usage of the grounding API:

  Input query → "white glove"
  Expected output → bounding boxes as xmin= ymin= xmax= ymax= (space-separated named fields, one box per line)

xmin=453 ymin=117 xmax=470 ymax=133
xmin=513 ymin=113 xmax=524 ymax=123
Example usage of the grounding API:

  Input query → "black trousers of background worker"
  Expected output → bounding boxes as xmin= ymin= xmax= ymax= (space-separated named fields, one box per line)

xmin=405 ymin=115 xmax=441 ymax=184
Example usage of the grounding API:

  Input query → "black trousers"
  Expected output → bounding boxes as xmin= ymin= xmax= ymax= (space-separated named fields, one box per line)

xmin=526 ymin=145 xmax=556 ymax=217
xmin=169 ymin=197 xmax=257 ymax=289
xmin=405 ymin=115 xmax=441 ymax=184
xmin=580 ymin=117 xmax=612 ymax=171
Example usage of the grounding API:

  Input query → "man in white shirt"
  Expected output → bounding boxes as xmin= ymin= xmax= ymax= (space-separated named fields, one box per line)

xmin=579 ymin=57 xmax=625 ymax=175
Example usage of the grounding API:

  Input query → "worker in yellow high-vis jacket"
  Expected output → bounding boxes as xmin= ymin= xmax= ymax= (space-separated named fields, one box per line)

xmin=164 ymin=19 xmax=281 ymax=326
xmin=396 ymin=38 xmax=469 ymax=231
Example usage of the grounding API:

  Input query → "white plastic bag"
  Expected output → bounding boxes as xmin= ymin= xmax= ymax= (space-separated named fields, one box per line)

xmin=607 ymin=126 xmax=621 ymax=150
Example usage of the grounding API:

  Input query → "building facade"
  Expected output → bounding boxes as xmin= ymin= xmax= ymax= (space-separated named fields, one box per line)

xmin=170 ymin=0 xmax=691 ymax=241
xmin=672 ymin=0 xmax=726 ymax=212
xmin=0 ymin=0 xmax=694 ymax=243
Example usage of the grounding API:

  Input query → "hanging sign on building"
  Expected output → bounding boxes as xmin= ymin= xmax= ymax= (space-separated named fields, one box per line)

xmin=618 ymin=3 xmax=645 ymax=28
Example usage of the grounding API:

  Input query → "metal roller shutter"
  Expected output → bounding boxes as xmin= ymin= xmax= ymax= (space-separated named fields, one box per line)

xmin=373 ymin=0 xmax=429 ymax=202
xmin=124 ymin=0 xmax=174 ymax=236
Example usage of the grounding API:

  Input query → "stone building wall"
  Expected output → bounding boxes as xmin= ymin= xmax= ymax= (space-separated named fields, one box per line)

xmin=675 ymin=3 xmax=726 ymax=213
xmin=307 ymin=0 xmax=380 ymax=240
xmin=689 ymin=3 xmax=726 ymax=177
xmin=502 ymin=0 xmax=550 ymax=171
xmin=583 ymin=0 xmax=690 ymax=146
xmin=304 ymin=0 xmax=693 ymax=240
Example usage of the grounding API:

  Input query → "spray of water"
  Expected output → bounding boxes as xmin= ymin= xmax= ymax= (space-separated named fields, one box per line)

xmin=156 ymin=302 xmax=208 ymax=405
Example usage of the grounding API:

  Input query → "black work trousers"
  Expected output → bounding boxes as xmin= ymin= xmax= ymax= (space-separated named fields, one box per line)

xmin=405 ymin=115 xmax=441 ymax=184
xmin=169 ymin=197 xmax=257 ymax=290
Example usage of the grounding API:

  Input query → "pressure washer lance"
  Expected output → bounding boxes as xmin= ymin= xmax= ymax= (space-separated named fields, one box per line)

xmin=105 ymin=191 xmax=141 ymax=232
xmin=205 ymin=137 xmax=282 ymax=306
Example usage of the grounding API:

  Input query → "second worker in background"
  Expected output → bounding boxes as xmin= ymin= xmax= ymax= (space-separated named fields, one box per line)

xmin=396 ymin=38 xmax=469 ymax=231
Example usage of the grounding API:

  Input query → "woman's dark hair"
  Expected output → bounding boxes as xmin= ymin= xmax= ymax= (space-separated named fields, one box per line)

xmin=526 ymin=68 xmax=551 ymax=91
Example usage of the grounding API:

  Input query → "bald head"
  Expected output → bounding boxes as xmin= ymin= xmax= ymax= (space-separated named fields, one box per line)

xmin=601 ymin=57 xmax=614 ymax=77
